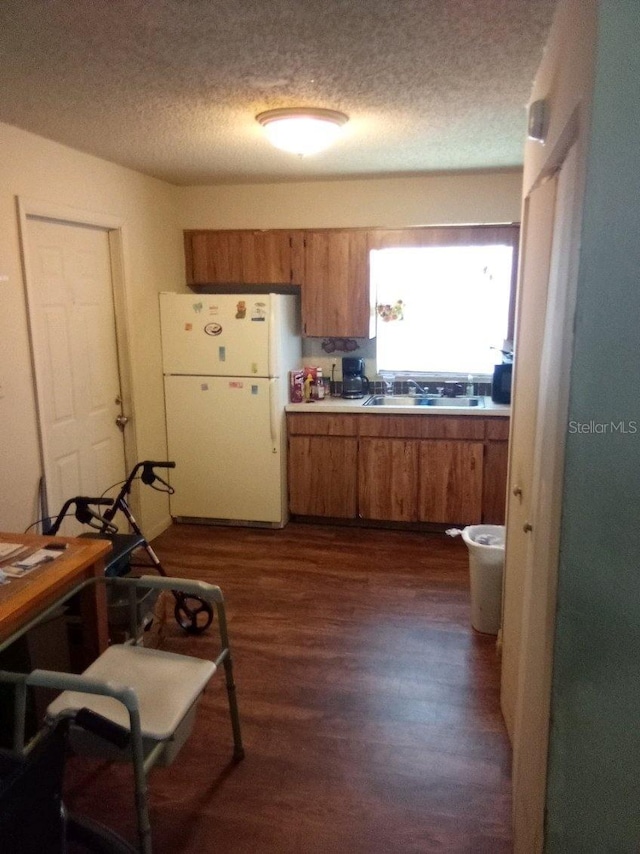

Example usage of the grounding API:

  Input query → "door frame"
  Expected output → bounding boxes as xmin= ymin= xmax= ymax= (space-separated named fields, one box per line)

xmin=16 ymin=197 xmax=138 ymax=518
xmin=508 ymin=108 xmax=586 ymax=852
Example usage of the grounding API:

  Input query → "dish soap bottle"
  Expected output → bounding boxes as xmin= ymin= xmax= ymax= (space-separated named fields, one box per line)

xmin=466 ymin=374 xmax=474 ymax=396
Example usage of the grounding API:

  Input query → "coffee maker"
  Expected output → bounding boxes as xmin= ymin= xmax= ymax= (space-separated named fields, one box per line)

xmin=341 ymin=357 xmax=370 ymax=399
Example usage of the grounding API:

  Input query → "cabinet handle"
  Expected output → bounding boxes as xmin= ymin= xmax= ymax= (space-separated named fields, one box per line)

xmin=512 ymin=485 xmax=523 ymax=497
xmin=523 ymin=522 xmax=533 ymax=533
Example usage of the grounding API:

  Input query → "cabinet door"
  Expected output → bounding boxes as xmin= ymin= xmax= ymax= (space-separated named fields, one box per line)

xmin=418 ymin=441 xmax=483 ymax=524
xmin=483 ymin=439 xmax=509 ymax=524
xmin=358 ymin=438 xmax=419 ymax=522
xmin=482 ymin=418 xmax=509 ymax=525
xmin=185 ymin=231 xmax=243 ymax=284
xmin=302 ymin=230 xmax=371 ymax=337
xmin=288 ymin=436 xmax=357 ymax=518
xmin=239 ymin=231 xmax=293 ymax=284
xmin=185 ymin=230 xmax=301 ymax=286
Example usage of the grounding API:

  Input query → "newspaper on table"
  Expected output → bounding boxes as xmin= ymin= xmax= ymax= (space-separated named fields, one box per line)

xmin=0 ymin=543 xmax=65 ymax=580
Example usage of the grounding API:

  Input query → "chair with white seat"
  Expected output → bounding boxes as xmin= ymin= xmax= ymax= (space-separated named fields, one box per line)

xmin=0 ymin=574 xmax=244 ymax=854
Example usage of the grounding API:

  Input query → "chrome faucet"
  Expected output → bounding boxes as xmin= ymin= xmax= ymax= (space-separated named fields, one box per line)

xmin=406 ymin=379 xmax=427 ymax=395
xmin=379 ymin=372 xmax=396 ymax=395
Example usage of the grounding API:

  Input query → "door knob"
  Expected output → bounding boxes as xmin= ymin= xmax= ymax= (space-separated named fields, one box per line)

xmin=523 ymin=522 xmax=533 ymax=533
xmin=115 ymin=414 xmax=129 ymax=431
xmin=512 ymin=485 xmax=523 ymax=497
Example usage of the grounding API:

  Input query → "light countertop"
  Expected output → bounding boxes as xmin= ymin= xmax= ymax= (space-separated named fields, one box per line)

xmin=285 ymin=395 xmax=510 ymax=417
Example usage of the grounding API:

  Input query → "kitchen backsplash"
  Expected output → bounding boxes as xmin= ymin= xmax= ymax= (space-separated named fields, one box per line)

xmin=301 ymin=337 xmax=492 ymax=395
xmin=301 ymin=336 xmax=376 ymax=384
xmin=328 ymin=379 xmax=491 ymax=396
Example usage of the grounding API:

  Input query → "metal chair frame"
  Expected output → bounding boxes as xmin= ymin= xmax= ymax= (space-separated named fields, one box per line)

xmin=0 ymin=574 xmax=244 ymax=854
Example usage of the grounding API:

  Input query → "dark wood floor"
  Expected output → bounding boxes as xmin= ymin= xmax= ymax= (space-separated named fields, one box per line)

xmin=65 ymin=522 xmax=512 ymax=853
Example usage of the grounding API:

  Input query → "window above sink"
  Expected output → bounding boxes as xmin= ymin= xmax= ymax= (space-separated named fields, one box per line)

xmin=371 ymin=225 xmax=519 ymax=379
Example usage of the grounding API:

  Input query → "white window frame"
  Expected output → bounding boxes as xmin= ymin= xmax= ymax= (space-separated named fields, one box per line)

xmin=370 ymin=224 xmax=519 ymax=381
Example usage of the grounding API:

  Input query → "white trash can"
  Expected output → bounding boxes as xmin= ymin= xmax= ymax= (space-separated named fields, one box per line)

xmin=461 ymin=525 xmax=505 ymax=635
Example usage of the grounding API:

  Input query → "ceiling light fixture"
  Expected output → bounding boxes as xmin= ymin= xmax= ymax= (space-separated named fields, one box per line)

xmin=256 ymin=107 xmax=349 ymax=156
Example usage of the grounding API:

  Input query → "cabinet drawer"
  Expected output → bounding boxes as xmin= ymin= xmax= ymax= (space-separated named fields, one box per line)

xmin=360 ymin=414 xmax=486 ymax=440
xmin=419 ymin=416 xmax=486 ymax=440
xmin=486 ymin=417 xmax=510 ymax=440
xmin=287 ymin=413 xmax=359 ymax=436
xmin=358 ymin=414 xmax=423 ymax=439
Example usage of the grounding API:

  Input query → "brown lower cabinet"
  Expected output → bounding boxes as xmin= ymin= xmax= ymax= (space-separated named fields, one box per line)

xmin=288 ymin=435 xmax=358 ymax=517
xmin=358 ymin=437 xmax=484 ymax=524
xmin=482 ymin=418 xmax=510 ymax=524
xmin=359 ymin=438 xmax=420 ymax=522
xmin=287 ymin=412 xmax=509 ymax=525
xmin=419 ymin=440 xmax=485 ymax=524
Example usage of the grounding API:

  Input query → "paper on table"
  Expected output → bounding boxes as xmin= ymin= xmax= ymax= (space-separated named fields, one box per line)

xmin=2 ymin=566 xmax=34 ymax=578
xmin=0 ymin=542 xmax=27 ymax=560
xmin=11 ymin=549 xmax=63 ymax=571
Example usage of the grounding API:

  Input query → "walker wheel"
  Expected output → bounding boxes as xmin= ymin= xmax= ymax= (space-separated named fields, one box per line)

xmin=174 ymin=595 xmax=214 ymax=634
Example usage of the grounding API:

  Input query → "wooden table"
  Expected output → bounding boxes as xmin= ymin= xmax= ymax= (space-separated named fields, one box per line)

xmin=0 ymin=532 xmax=111 ymax=667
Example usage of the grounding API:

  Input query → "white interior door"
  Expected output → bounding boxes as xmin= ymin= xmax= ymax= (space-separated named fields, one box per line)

xmin=511 ymin=143 xmax=580 ymax=854
xmin=500 ymin=173 xmax=558 ymax=737
xmin=24 ymin=216 xmax=127 ymax=532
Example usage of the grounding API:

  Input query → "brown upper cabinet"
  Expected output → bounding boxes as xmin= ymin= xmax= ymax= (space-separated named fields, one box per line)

xmin=184 ymin=227 xmax=374 ymax=339
xmin=301 ymin=230 xmax=373 ymax=338
xmin=184 ymin=225 xmax=517 ymax=339
xmin=185 ymin=230 xmax=242 ymax=283
xmin=184 ymin=230 xmax=304 ymax=286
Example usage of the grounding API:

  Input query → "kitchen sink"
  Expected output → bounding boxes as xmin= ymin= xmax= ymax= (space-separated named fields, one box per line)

xmin=364 ymin=395 xmax=435 ymax=407
xmin=364 ymin=395 xmax=484 ymax=408
xmin=425 ymin=397 xmax=484 ymax=407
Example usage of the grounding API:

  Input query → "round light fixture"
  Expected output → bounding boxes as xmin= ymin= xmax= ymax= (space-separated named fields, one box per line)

xmin=256 ymin=107 xmax=349 ymax=156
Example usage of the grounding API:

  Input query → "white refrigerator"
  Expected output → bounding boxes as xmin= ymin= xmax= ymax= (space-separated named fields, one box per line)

xmin=159 ymin=292 xmax=301 ymax=527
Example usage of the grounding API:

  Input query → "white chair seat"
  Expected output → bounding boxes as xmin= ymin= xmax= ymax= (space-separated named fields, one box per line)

xmin=3 ymin=574 xmax=243 ymax=854
xmin=47 ymin=645 xmax=216 ymax=740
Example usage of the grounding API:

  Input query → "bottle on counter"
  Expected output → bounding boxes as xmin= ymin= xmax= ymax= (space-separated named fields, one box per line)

xmin=303 ymin=373 xmax=314 ymax=402
xmin=466 ymin=374 xmax=475 ymax=396
xmin=303 ymin=365 xmax=325 ymax=401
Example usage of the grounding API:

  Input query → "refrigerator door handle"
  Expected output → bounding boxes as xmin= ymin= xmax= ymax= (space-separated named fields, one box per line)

xmin=268 ymin=294 xmax=278 ymax=378
xmin=268 ymin=378 xmax=279 ymax=454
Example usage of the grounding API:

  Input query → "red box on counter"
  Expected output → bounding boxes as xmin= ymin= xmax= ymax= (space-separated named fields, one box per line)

xmin=289 ymin=370 xmax=304 ymax=403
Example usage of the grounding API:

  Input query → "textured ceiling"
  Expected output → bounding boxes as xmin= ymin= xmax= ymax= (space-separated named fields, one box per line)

xmin=0 ymin=0 xmax=556 ymax=186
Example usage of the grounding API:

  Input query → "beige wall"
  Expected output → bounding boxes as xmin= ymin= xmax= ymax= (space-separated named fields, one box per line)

xmin=176 ymin=170 xmax=523 ymax=230
xmin=0 ymin=122 xmax=183 ymax=536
